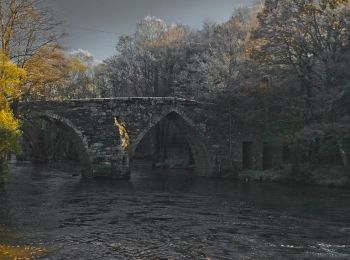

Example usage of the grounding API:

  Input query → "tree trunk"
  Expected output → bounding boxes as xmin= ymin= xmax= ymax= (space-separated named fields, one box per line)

xmin=11 ymin=99 xmax=19 ymax=117
xmin=0 ymin=155 xmax=6 ymax=182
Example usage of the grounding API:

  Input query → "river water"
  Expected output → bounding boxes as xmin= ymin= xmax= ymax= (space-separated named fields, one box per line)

xmin=1 ymin=161 xmax=350 ymax=259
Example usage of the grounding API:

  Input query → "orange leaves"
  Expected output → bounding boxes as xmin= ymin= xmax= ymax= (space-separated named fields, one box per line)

xmin=150 ymin=26 xmax=188 ymax=47
xmin=320 ymin=0 xmax=349 ymax=9
xmin=23 ymin=45 xmax=69 ymax=99
xmin=245 ymin=37 xmax=270 ymax=63
xmin=137 ymin=17 xmax=188 ymax=49
xmin=24 ymin=46 xmax=66 ymax=84
xmin=0 ymin=244 xmax=47 ymax=260
xmin=143 ymin=27 xmax=187 ymax=50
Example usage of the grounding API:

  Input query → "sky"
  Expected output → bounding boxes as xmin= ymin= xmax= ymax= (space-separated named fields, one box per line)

xmin=48 ymin=0 xmax=256 ymax=61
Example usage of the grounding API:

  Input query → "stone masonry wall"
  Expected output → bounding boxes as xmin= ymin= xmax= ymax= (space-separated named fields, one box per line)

xmin=18 ymin=98 xmax=232 ymax=178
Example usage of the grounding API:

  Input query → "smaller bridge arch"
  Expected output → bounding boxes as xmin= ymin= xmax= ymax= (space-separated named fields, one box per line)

xmin=22 ymin=111 xmax=93 ymax=177
xmin=131 ymin=109 xmax=212 ymax=176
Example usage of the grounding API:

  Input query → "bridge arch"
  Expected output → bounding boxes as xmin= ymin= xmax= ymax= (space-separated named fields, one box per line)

xmin=22 ymin=112 xmax=93 ymax=177
xmin=131 ymin=109 xmax=212 ymax=176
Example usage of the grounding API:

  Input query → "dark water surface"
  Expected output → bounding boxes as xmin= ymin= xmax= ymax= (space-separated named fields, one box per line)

xmin=1 ymin=162 xmax=350 ymax=259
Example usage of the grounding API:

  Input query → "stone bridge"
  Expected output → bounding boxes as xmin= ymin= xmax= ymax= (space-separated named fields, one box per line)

xmin=18 ymin=97 xmax=234 ymax=179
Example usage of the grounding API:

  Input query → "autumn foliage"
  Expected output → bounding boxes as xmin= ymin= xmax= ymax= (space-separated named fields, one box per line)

xmin=0 ymin=52 xmax=25 ymax=162
xmin=114 ymin=117 xmax=130 ymax=153
xmin=0 ymin=244 xmax=47 ymax=259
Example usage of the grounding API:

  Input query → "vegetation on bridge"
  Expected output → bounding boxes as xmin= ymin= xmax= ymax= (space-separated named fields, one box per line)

xmin=114 ymin=117 xmax=131 ymax=154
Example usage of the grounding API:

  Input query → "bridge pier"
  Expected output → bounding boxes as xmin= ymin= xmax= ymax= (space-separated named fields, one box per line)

xmin=80 ymin=118 xmax=131 ymax=178
xmin=89 ymin=147 xmax=130 ymax=179
xmin=91 ymin=160 xmax=130 ymax=179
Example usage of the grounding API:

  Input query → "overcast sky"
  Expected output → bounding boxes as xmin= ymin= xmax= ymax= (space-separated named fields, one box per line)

xmin=48 ymin=0 xmax=255 ymax=61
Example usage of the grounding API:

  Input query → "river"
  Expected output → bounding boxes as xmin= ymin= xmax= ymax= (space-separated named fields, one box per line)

xmin=1 ymin=161 xmax=350 ymax=259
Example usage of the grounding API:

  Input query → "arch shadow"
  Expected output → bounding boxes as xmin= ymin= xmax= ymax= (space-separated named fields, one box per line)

xmin=131 ymin=109 xmax=212 ymax=176
xmin=22 ymin=112 xmax=93 ymax=177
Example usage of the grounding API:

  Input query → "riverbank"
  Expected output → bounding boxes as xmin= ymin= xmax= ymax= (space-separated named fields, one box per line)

xmin=3 ymin=159 xmax=350 ymax=188
xmin=237 ymin=165 xmax=350 ymax=188
xmin=0 ymin=225 xmax=47 ymax=259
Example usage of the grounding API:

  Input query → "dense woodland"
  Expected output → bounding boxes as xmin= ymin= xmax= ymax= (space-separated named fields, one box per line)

xmin=1 ymin=0 xmax=350 ymax=180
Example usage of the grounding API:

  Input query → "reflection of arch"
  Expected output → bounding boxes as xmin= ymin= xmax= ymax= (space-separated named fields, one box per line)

xmin=132 ymin=109 xmax=212 ymax=176
xmin=22 ymin=112 xmax=93 ymax=177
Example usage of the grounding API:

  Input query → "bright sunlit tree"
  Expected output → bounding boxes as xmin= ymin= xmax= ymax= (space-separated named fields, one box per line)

xmin=0 ymin=52 xmax=26 ymax=167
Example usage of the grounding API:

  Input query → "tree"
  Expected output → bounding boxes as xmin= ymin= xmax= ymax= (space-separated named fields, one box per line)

xmin=251 ymin=0 xmax=350 ymax=104
xmin=0 ymin=52 xmax=25 ymax=168
xmin=244 ymin=0 xmax=350 ymax=174
xmin=0 ymin=0 xmax=64 ymax=99
xmin=44 ymin=49 xmax=101 ymax=100
xmin=23 ymin=45 xmax=69 ymax=100
xmin=104 ymin=16 xmax=191 ymax=97
xmin=93 ymin=63 xmax=109 ymax=97
xmin=192 ymin=8 xmax=257 ymax=96
xmin=61 ymin=50 xmax=97 ymax=99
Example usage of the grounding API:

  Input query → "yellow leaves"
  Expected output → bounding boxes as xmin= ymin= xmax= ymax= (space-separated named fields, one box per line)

xmin=0 ymin=52 xmax=24 ymax=160
xmin=114 ymin=117 xmax=130 ymax=152
xmin=68 ymin=57 xmax=88 ymax=75
xmin=0 ymin=106 xmax=20 ymax=132
xmin=0 ymin=52 xmax=26 ymax=106
xmin=0 ymin=105 xmax=21 ymax=159
xmin=0 ymin=244 xmax=47 ymax=259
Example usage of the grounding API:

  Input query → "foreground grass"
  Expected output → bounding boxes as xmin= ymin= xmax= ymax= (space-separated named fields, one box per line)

xmin=0 ymin=245 xmax=46 ymax=260
xmin=0 ymin=225 xmax=47 ymax=260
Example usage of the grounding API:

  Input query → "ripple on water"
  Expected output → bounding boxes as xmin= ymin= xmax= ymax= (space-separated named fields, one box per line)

xmin=1 ymin=163 xmax=350 ymax=259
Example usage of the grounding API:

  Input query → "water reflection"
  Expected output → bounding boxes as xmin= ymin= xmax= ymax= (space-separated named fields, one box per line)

xmin=0 ymin=162 xmax=350 ymax=259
